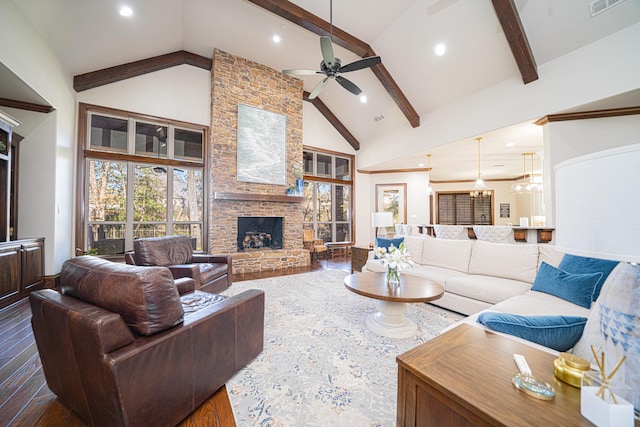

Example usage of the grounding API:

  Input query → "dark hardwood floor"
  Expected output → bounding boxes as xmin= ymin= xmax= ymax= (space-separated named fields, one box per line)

xmin=0 ymin=255 xmax=351 ymax=426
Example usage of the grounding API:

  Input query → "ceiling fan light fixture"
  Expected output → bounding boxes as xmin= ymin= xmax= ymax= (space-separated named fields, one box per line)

xmin=359 ymin=95 xmax=367 ymax=103
xmin=282 ymin=0 xmax=380 ymax=100
xmin=272 ymin=35 xmax=281 ymax=43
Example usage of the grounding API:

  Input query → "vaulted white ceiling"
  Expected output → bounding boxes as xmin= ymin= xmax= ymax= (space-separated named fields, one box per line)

xmin=5 ymin=0 xmax=640 ymax=179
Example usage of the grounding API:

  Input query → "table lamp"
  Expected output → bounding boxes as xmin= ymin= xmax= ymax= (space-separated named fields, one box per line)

xmin=372 ymin=211 xmax=394 ymax=239
xmin=555 ymin=143 xmax=640 ymax=417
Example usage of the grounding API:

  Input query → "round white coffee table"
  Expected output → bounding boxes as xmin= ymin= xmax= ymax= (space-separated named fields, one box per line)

xmin=344 ymin=272 xmax=444 ymax=338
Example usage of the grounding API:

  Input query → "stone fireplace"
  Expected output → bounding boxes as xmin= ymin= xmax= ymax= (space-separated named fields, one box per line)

xmin=208 ymin=49 xmax=309 ymax=274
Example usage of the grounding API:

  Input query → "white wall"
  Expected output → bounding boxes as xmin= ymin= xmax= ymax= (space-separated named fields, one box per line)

xmin=1 ymin=1 xmax=76 ymax=274
xmin=357 ymin=23 xmax=640 ymax=171
xmin=544 ymin=114 xmax=640 ymax=227
xmin=353 ymin=23 xmax=640 ymax=245
xmin=302 ymin=102 xmax=358 ymax=155
xmin=355 ymin=171 xmax=431 ymax=246
xmin=77 ymin=65 xmax=211 ymax=126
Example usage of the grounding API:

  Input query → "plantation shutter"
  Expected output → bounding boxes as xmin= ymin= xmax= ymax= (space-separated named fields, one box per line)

xmin=436 ymin=192 xmax=493 ymax=225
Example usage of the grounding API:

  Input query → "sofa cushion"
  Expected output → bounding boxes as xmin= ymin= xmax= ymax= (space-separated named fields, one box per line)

xmin=468 ymin=241 xmax=539 ymax=284
xmin=538 ymin=244 xmax=565 ymax=269
xmin=445 ymin=275 xmax=531 ymax=305
xmin=558 ymin=254 xmax=619 ymax=301
xmin=421 ymin=238 xmax=473 ymax=273
xmin=61 ymin=256 xmax=184 ymax=336
xmin=491 ymin=290 xmax=591 ymax=318
xmin=134 ymin=235 xmax=193 ymax=266
xmin=531 ymin=262 xmax=602 ymax=309
xmin=477 ymin=313 xmax=588 ymax=352
xmin=401 ymin=235 xmax=428 ymax=262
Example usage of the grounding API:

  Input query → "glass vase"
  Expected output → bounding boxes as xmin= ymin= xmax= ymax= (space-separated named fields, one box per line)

xmin=386 ymin=267 xmax=400 ymax=289
xmin=295 ymin=178 xmax=304 ymax=196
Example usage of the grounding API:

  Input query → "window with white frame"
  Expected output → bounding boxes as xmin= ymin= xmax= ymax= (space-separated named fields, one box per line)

xmin=302 ymin=149 xmax=353 ymax=243
xmin=79 ymin=104 xmax=206 ymax=256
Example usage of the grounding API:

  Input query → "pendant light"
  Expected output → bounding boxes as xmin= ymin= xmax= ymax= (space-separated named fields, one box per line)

xmin=426 ymin=154 xmax=433 ymax=195
xmin=470 ymin=137 xmax=489 ymax=198
xmin=510 ymin=153 xmax=541 ymax=193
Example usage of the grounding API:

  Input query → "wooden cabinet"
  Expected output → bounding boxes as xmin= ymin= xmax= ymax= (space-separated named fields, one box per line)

xmin=0 ymin=238 xmax=45 ymax=309
xmin=350 ymin=245 xmax=371 ymax=273
xmin=397 ymin=324 xmax=591 ymax=427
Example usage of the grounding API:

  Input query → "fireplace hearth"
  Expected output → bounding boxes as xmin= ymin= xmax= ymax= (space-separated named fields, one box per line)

xmin=237 ymin=217 xmax=283 ymax=252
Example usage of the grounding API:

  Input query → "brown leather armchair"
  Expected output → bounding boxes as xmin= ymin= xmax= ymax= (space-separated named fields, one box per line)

xmin=124 ymin=235 xmax=232 ymax=293
xmin=29 ymin=256 xmax=264 ymax=427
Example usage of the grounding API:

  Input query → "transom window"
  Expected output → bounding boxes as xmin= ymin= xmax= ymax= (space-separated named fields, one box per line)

xmin=302 ymin=149 xmax=354 ymax=243
xmin=78 ymin=104 xmax=207 ymax=256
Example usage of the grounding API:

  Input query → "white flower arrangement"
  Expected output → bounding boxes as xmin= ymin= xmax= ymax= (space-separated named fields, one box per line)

xmin=374 ymin=242 xmax=414 ymax=272
xmin=292 ymin=161 xmax=304 ymax=179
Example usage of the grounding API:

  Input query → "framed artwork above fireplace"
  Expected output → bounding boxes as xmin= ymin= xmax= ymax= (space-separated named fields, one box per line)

xmin=237 ymin=104 xmax=287 ymax=185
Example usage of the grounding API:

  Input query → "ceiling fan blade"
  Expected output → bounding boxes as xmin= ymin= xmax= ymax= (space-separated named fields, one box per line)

xmin=338 ymin=56 xmax=381 ymax=73
xmin=308 ymin=77 xmax=329 ymax=99
xmin=335 ymin=76 xmax=362 ymax=96
xmin=282 ymin=69 xmax=321 ymax=75
xmin=320 ymin=36 xmax=335 ymax=68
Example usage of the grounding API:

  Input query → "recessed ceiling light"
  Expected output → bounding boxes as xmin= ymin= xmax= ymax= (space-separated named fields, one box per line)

xmin=119 ymin=6 xmax=133 ymax=17
xmin=434 ymin=43 xmax=446 ymax=56
xmin=418 ymin=163 xmax=425 ymax=167
xmin=272 ymin=35 xmax=281 ymax=43
xmin=359 ymin=95 xmax=367 ymax=103
xmin=506 ymin=142 xmax=515 ymax=147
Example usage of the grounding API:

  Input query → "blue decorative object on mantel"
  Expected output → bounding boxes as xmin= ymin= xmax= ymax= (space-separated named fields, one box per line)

xmin=295 ymin=178 xmax=304 ymax=196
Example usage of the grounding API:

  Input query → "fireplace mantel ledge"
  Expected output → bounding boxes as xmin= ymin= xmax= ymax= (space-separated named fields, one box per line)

xmin=214 ymin=192 xmax=304 ymax=203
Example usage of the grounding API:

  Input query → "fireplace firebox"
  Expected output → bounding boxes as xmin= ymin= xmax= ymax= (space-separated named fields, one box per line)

xmin=237 ymin=217 xmax=283 ymax=251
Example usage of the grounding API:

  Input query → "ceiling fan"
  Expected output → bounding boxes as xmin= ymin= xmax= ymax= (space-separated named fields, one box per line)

xmin=282 ymin=0 xmax=381 ymax=100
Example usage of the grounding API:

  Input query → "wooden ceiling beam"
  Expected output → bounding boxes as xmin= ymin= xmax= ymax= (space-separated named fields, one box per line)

xmin=0 ymin=97 xmax=54 ymax=114
xmin=304 ymin=91 xmax=360 ymax=151
xmin=74 ymin=51 xmax=212 ymax=92
xmin=491 ymin=0 xmax=538 ymax=84
xmin=247 ymin=0 xmax=420 ymax=128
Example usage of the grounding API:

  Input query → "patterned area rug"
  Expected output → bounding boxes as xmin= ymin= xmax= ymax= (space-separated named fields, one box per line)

xmin=222 ymin=269 xmax=463 ymax=426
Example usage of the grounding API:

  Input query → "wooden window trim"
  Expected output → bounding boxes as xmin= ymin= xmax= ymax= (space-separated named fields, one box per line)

xmin=75 ymin=103 xmax=209 ymax=257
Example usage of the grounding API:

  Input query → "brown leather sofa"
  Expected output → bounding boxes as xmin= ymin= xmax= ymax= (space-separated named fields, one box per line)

xmin=124 ymin=235 xmax=232 ymax=293
xmin=30 ymin=256 xmax=264 ymax=426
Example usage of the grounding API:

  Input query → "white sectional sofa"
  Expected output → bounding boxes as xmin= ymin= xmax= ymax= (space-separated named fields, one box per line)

xmin=363 ymin=235 xmax=574 ymax=316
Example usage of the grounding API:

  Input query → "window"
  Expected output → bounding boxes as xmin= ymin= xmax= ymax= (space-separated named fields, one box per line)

xmin=437 ymin=192 xmax=493 ymax=225
xmin=79 ymin=104 xmax=207 ymax=256
xmin=302 ymin=149 xmax=354 ymax=243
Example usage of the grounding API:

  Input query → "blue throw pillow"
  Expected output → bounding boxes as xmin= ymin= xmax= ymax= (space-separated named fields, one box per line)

xmin=477 ymin=313 xmax=588 ymax=352
xmin=531 ymin=262 xmax=602 ymax=309
xmin=558 ymin=254 xmax=619 ymax=301
xmin=375 ymin=237 xmax=404 ymax=251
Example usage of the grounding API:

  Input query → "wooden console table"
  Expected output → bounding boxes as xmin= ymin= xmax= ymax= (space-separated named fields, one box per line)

xmin=397 ymin=324 xmax=593 ymax=426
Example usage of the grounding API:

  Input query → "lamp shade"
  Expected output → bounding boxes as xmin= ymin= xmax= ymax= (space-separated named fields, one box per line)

xmin=371 ymin=211 xmax=394 ymax=228
xmin=554 ymin=143 xmax=640 ymax=263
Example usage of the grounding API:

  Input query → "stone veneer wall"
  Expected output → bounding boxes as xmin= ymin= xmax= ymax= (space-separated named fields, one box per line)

xmin=209 ymin=49 xmax=309 ymax=273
